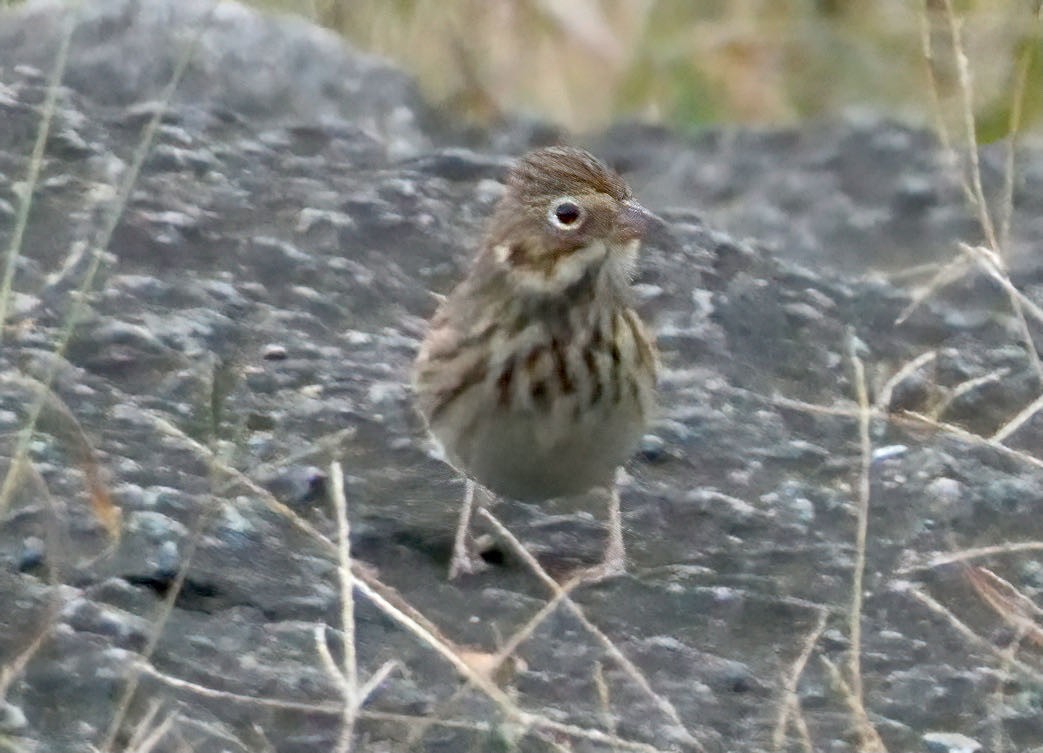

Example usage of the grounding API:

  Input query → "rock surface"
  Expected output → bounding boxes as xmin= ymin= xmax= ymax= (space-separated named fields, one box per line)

xmin=1 ymin=1 xmax=1042 ymax=752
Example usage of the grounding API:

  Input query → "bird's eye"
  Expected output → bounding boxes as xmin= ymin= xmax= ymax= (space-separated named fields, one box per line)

xmin=547 ymin=198 xmax=584 ymax=230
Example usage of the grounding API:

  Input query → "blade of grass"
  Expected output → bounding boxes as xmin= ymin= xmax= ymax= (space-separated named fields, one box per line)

xmin=0 ymin=3 xmax=77 ymax=335
xmin=846 ymin=337 xmax=883 ymax=752
xmin=0 ymin=0 xmax=217 ymax=521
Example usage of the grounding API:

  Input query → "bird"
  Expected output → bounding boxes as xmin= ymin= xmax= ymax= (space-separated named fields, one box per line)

xmin=412 ymin=146 xmax=658 ymax=580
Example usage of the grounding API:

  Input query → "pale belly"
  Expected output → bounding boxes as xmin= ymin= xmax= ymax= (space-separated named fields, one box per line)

xmin=430 ymin=384 xmax=651 ymax=501
xmin=415 ymin=297 xmax=657 ymax=501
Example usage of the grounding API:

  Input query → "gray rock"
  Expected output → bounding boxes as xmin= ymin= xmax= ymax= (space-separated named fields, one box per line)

xmin=0 ymin=0 xmax=434 ymax=155
xmin=1 ymin=1 xmax=1042 ymax=751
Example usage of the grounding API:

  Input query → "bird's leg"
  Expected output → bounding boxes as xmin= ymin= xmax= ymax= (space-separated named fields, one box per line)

xmin=602 ymin=480 xmax=626 ymax=572
xmin=448 ymin=479 xmax=490 ymax=578
xmin=573 ymin=470 xmax=627 ymax=584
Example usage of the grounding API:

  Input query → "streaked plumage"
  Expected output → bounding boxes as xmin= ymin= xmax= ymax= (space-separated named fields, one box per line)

xmin=412 ymin=146 xmax=658 ymax=577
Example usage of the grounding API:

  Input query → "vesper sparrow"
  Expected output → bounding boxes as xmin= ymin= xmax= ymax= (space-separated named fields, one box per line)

xmin=413 ymin=146 xmax=658 ymax=579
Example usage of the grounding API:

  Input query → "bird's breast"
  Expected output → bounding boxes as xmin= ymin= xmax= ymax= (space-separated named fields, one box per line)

xmin=415 ymin=302 xmax=656 ymax=500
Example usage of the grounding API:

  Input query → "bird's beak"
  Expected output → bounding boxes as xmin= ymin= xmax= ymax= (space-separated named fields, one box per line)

xmin=615 ymin=200 xmax=660 ymax=242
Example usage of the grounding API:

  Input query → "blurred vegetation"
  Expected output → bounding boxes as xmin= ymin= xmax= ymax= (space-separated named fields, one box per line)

xmin=250 ymin=0 xmax=1043 ymax=139
xmin=0 ymin=0 xmax=1036 ymax=135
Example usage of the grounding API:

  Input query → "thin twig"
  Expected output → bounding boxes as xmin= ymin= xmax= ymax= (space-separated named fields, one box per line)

xmin=991 ymin=390 xmax=1043 ymax=443
xmin=357 ymin=660 xmax=399 ymax=706
xmin=998 ymin=39 xmax=1034 ymax=253
xmin=477 ymin=508 xmax=704 ymax=752
xmin=140 ymin=660 xmax=674 ymax=752
xmin=941 ymin=0 xmax=998 ymax=249
xmin=893 ymin=256 xmax=973 ymax=325
xmin=0 ymin=2 xmax=76 ymax=334
xmin=820 ymin=656 xmax=887 ymax=752
xmin=846 ymin=339 xmax=878 ymax=752
xmin=901 ymin=585 xmax=1043 ymax=683
xmin=903 ymin=410 xmax=1043 ymax=471
xmin=958 ymin=243 xmax=1043 ymax=388
xmin=593 ymin=662 xmax=618 ymax=741
xmin=896 ymin=541 xmax=1043 ymax=573
xmin=0 ymin=1 xmax=216 ymax=517
xmin=989 ymin=628 xmax=1027 ymax=753
xmin=873 ymin=350 xmax=937 ymax=412
xmin=966 ymin=567 xmax=1043 ymax=643
xmin=98 ymin=505 xmax=216 ymax=753
xmin=0 ymin=461 xmax=65 ymax=701
xmin=329 ymin=460 xmax=358 ymax=753
xmin=772 ymin=609 xmax=828 ymax=753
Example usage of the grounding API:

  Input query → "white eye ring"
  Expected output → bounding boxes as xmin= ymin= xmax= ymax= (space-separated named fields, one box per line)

xmin=546 ymin=196 xmax=585 ymax=230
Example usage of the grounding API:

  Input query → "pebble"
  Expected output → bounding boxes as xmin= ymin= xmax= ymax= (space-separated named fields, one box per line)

xmin=152 ymin=540 xmax=181 ymax=580
xmin=262 ymin=465 xmax=328 ymax=507
xmin=923 ymin=477 xmax=971 ymax=521
xmin=17 ymin=536 xmax=46 ymax=572
xmin=261 ymin=343 xmax=288 ymax=360
xmin=0 ymin=702 xmax=27 ymax=732
xmin=922 ymin=732 xmax=982 ymax=753
xmin=639 ymin=433 xmax=668 ymax=462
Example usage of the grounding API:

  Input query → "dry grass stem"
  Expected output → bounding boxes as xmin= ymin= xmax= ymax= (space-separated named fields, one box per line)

xmin=593 ymin=661 xmax=618 ymax=741
xmin=966 ymin=567 xmax=1043 ymax=646
xmin=939 ymin=367 xmax=1009 ymax=413
xmin=477 ymin=508 xmax=703 ymax=752
xmin=314 ymin=623 xmax=342 ymax=686
xmin=991 ymin=389 xmax=1043 ymax=443
xmin=346 ymin=577 xmax=557 ymax=747
xmin=958 ymin=243 xmax=1043 ymax=388
xmin=0 ymin=3 xmax=75 ymax=334
xmin=772 ymin=391 xmax=1043 ymax=482
xmin=873 ymin=350 xmax=937 ymax=412
xmin=143 ymin=407 xmax=466 ymax=651
xmin=143 ymin=659 xmax=675 ymax=751
xmin=897 ymin=540 xmax=1043 ymax=573
xmin=820 ymin=656 xmax=888 ymax=753
xmin=176 ymin=715 xmax=265 ymax=753
xmin=998 ymin=39 xmax=1035 ymax=252
xmin=328 ymin=460 xmax=358 ymax=753
xmin=0 ymin=372 xmax=119 ymax=536
xmin=357 ymin=660 xmax=398 ymax=705
xmin=493 ymin=584 xmax=573 ymax=668
xmin=989 ymin=628 xmax=1027 ymax=753
xmin=940 ymin=0 xmax=997 ymax=249
xmin=266 ymin=427 xmax=357 ymax=469
xmin=901 ymin=585 xmax=1043 ymax=683
xmin=123 ymin=699 xmax=177 ymax=753
xmin=919 ymin=0 xmax=957 ymax=159
xmin=907 ymin=0 xmax=1040 ymax=347
xmin=0 ymin=455 xmax=66 ymax=701
xmin=903 ymin=410 xmax=1043 ymax=472
xmin=893 ymin=256 xmax=973 ymax=325
xmin=3 ymin=0 xmax=218 ymax=530
xmin=0 ymin=598 xmax=62 ymax=702
xmin=960 ymin=244 xmax=1043 ymax=327
xmin=98 ymin=506 xmax=215 ymax=753
xmin=138 ymin=400 xmax=491 ymax=703
xmin=845 ymin=343 xmax=880 ymax=752
xmin=882 ymin=260 xmax=956 ymax=282
xmin=138 ymin=660 xmax=343 ymax=713
xmin=402 ymin=583 xmax=572 ymax=743
xmin=917 ymin=365 xmax=1010 ymax=424
xmin=134 ymin=710 xmax=179 ymax=753
xmin=771 ymin=609 xmax=828 ymax=753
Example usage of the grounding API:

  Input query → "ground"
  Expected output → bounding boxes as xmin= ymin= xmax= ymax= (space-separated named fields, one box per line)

xmin=1 ymin=2 xmax=1042 ymax=752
